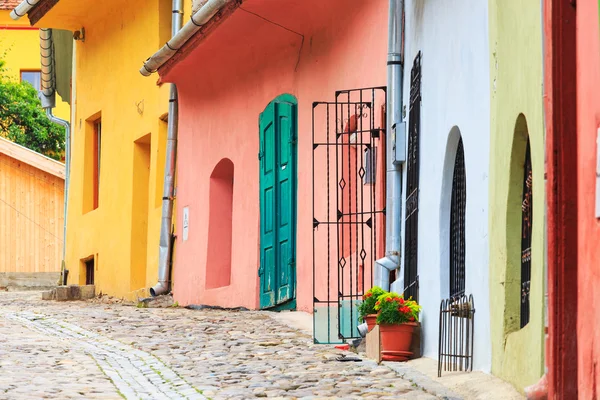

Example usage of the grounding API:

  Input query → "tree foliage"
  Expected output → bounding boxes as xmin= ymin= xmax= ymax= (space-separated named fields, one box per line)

xmin=0 ymin=56 xmax=65 ymax=160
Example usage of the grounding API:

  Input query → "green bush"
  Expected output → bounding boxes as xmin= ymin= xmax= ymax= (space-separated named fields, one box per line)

xmin=357 ymin=286 xmax=386 ymax=321
xmin=0 ymin=56 xmax=65 ymax=160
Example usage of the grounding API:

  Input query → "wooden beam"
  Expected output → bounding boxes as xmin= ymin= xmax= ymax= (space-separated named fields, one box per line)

xmin=28 ymin=0 xmax=59 ymax=26
xmin=543 ymin=0 xmax=578 ymax=398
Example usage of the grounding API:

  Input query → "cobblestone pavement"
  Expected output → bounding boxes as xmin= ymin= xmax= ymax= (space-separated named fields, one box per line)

xmin=0 ymin=292 xmax=439 ymax=400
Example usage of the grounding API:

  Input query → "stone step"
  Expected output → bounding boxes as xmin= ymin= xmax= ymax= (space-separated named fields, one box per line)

xmin=42 ymin=285 xmax=95 ymax=301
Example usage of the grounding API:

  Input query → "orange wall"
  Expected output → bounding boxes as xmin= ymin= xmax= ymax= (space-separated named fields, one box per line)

xmin=576 ymin=1 xmax=600 ymax=396
xmin=163 ymin=0 xmax=387 ymax=311
xmin=0 ymin=153 xmax=64 ymax=274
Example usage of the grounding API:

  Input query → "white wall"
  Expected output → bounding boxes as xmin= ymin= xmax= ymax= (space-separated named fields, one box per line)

xmin=399 ymin=0 xmax=491 ymax=372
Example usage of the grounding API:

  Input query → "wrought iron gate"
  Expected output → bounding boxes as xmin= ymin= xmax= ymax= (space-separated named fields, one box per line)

xmin=404 ymin=52 xmax=422 ymax=302
xmin=450 ymin=137 xmax=466 ymax=299
xmin=438 ymin=294 xmax=475 ymax=377
xmin=520 ymin=138 xmax=533 ymax=328
xmin=312 ymin=86 xmax=387 ymax=344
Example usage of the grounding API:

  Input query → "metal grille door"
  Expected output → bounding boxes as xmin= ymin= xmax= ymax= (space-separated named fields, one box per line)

xmin=520 ymin=139 xmax=533 ymax=328
xmin=404 ymin=52 xmax=422 ymax=302
xmin=449 ymin=138 xmax=466 ymax=299
xmin=312 ymin=87 xmax=387 ymax=344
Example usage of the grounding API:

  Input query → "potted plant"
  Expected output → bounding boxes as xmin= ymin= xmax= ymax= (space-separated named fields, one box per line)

xmin=358 ymin=286 xmax=386 ymax=331
xmin=374 ymin=292 xmax=421 ymax=360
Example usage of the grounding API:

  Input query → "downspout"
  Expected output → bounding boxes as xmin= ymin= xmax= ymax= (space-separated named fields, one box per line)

xmin=9 ymin=0 xmax=41 ymax=20
xmin=150 ymin=0 xmax=183 ymax=297
xmin=374 ymin=0 xmax=405 ymax=291
xmin=39 ymin=28 xmax=71 ymax=285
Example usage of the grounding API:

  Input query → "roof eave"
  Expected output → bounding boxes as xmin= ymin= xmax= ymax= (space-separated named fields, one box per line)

xmin=140 ymin=0 xmax=241 ymax=80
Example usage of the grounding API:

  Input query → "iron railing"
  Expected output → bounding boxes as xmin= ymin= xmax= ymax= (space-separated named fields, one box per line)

xmin=449 ymin=138 xmax=466 ymax=299
xmin=438 ymin=294 xmax=475 ymax=377
xmin=520 ymin=139 xmax=533 ymax=328
xmin=404 ymin=51 xmax=422 ymax=302
xmin=312 ymin=86 xmax=387 ymax=344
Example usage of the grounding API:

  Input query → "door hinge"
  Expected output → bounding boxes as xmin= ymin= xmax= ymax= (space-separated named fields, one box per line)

xmin=258 ymin=151 xmax=264 ymax=160
xmin=288 ymin=258 xmax=296 ymax=268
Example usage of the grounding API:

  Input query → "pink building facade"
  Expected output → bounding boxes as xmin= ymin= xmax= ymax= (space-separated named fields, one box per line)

xmin=158 ymin=0 xmax=388 ymax=316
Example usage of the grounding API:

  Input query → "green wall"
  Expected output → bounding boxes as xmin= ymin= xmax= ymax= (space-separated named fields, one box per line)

xmin=488 ymin=0 xmax=545 ymax=392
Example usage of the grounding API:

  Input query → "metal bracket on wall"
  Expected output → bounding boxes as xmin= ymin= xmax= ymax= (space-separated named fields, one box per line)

xmin=393 ymin=122 xmax=406 ymax=165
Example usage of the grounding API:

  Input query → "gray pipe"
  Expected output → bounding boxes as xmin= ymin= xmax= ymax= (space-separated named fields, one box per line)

xmin=374 ymin=0 xmax=405 ymax=291
xmin=9 ymin=0 xmax=41 ymax=20
xmin=39 ymin=28 xmax=71 ymax=285
xmin=150 ymin=0 xmax=183 ymax=297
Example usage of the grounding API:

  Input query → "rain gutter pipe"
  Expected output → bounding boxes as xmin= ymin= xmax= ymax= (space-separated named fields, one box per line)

xmin=9 ymin=0 xmax=41 ymax=20
xmin=140 ymin=0 xmax=230 ymax=76
xmin=374 ymin=0 xmax=405 ymax=291
xmin=149 ymin=0 xmax=184 ymax=297
xmin=39 ymin=28 xmax=71 ymax=285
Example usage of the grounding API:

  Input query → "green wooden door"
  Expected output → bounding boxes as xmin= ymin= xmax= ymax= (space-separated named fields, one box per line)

xmin=259 ymin=95 xmax=297 ymax=309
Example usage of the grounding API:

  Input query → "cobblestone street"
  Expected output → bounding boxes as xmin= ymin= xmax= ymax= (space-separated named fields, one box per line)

xmin=0 ymin=292 xmax=445 ymax=400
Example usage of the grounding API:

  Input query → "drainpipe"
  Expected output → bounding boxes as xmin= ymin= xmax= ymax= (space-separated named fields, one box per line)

xmin=39 ymin=28 xmax=71 ymax=285
xmin=150 ymin=0 xmax=183 ymax=297
xmin=9 ymin=0 xmax=41 ymax=20
xmin=374 ymin=0 xmax=405 ymax=291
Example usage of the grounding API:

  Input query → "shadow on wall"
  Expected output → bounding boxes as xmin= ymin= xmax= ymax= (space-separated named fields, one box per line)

xmin=206 ymin=158 xmax=234 ymax=289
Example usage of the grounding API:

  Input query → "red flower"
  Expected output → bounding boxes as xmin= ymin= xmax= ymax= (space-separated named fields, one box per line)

xmin=365 ymin=292 xmax=373 ymax=298
xmin=385 ymin=297 xmax=393 ymax=302
xmin=400 ymin=306 xmax=411 ymax=314
xmin=409 ymin=316 xmax=415 ymax=322
xmin=375 ymin=301 xmax=381 ymax=306
xmin=399 ymin=298 xmax=405 ymax=305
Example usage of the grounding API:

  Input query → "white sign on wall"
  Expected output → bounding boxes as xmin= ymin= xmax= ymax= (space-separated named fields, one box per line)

xmin=183 ymin=206 xmax=190 ymax=241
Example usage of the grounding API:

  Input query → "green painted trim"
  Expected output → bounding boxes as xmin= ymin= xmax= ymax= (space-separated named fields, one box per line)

xmin=268 ymin=299 xmax=297 ymax=312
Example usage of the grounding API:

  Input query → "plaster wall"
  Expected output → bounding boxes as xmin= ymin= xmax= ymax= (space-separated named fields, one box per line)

xmin=0 ymin=11 xmax=70 ymax=121
xmin=34 ymin=0 xmax=196 ymax=299
xmin=162 ymin=0 xmax=388 ymax=311
xmin=487 ymin=0 xmax=545 ymax=392
xmin=401 ymin=0 xmax=491 ymax=371
xmin=576 ymin=1 xmax=600 ymax=396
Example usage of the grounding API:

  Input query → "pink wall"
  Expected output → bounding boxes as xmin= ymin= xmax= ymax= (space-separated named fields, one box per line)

xmin=163 ymin=0 xmax=387 ymax=311
xmin=577 ymin=1 xmax=600 ymax=396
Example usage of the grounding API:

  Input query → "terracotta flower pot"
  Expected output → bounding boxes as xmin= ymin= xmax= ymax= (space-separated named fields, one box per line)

xmin=379 ymin=322 xmax=418 ymax=354
xmin=365 ymin=314 xmax=377 ymax=332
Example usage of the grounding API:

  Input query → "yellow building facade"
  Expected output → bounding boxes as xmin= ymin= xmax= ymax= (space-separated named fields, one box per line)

xmin=22 ymin=0 xmax=194 ymax=299
xmin=0 ymin=8 xmax=70 ymax=121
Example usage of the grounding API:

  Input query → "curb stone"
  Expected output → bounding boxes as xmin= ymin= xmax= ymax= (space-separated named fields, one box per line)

xmin=383 ymin=362 xmax=463 ymax=400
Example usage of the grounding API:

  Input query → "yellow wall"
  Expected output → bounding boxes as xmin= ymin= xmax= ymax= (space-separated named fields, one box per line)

xmin=488 ymin=0 xmax=545 ymax=392
xmin=0 ymin=11 xmax=70 ymax=121
xmin=33 ymin=0 xmax=189 ymax=300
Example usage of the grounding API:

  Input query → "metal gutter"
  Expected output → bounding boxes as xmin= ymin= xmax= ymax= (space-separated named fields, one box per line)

xmin=10 ymin=0 xmax=42 ymax=20
xmin=150 ymin=0 xmax=184 ymax=297
xmin=39 ymin=27 xmax=72 ymax=285
xmin=140 ymin=0 xmax=230 ymax=76
xmin=374 ymin=0 xmax=406 ymax=291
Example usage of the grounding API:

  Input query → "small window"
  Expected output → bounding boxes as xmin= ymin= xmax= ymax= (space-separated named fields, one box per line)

xmin=20 ymin=70 xmax=41 ymax=92
xmin=84 ymin=114 xmax=102 ymax=213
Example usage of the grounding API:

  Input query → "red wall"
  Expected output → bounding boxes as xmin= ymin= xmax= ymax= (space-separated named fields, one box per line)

xmin=577 ymin=1 xmax=600 ymax=397
xmin=162 ymin=0 xmax=387 ymax=311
